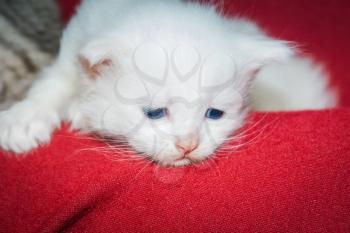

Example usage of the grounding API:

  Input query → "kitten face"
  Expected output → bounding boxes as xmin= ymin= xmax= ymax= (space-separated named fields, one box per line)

xmin=126 ymin=76 xmax=246 ymax=167
xmin=78 ymin=10 xmax=292 ymax=166
xmin=80 ymin=44 xmax=247 ymax=166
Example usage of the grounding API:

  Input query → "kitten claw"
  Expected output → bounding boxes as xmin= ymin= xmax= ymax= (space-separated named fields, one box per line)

xmin=0 ymin=102 xmax=59 ymax=155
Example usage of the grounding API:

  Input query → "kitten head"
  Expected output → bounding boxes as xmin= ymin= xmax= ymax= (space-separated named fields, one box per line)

xmin=78 ymin=4 xmax=292 ymax=166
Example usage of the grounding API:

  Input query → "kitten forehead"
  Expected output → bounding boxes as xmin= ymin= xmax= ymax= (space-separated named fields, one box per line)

xmin=102 ymin=39 xmax=236 ymax=107
xmin=132 ymin=41 xmax=234 ymax=82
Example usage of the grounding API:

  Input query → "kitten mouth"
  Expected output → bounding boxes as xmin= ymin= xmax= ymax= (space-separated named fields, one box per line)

xmin=170 ymin=158 xmax=192 ymax=167
xmin=162 ymin=156 xmax=203 ymax=167
xmin=151 ymin=156 xmax=193 ymax=167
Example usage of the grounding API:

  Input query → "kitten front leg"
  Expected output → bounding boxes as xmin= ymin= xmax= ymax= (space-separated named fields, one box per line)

xmin=0 ymin=63 xmax=79 ymax=154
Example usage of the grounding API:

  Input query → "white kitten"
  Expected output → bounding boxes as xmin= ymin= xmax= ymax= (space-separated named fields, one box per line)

xmin=0 ymin=0 xmax=336 ymax=166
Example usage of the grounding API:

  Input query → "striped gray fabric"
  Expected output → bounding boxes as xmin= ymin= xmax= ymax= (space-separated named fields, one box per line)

xmin=0 ymin=0 xmax=62 ymax=110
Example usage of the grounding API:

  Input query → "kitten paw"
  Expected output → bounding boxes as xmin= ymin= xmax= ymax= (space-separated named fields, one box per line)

xmin=0 ymin=102 xmax=60 ymax=155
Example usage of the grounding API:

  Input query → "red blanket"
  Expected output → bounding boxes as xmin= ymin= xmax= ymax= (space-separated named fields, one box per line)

xmin=1 ymin=1 xmax=350 ymax=232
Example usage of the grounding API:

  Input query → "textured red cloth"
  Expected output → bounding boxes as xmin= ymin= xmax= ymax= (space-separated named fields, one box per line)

xmin=1 ymin=1 xmax=350 ymax=232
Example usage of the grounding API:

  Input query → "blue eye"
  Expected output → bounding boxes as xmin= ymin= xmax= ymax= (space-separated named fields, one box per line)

xmin=205 ymin=108 xmax=224 ymax=120
xmin=143 ymin=107 xmax=167 ymax=120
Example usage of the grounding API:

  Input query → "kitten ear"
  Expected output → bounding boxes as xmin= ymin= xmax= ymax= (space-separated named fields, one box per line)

xmin=78 ymin=41 xmax=113 ymax=79
xmin=232 ymin=36 xmax=294 ymax=95
xmin=79 ymin=56 xmax=112 ymax=79
xmin=239 ymin=38 xmax=294 ymax=76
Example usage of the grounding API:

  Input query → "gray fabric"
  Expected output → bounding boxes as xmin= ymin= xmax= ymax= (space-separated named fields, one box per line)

xmin=0 ymin=0 xmax=62 ymax=54
xmin=0 ymin=0 xmax=63 ymax=109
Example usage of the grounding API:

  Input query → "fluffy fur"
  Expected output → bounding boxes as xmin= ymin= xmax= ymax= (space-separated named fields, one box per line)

xmin=0 ymin=0 xmax=336 ymax=166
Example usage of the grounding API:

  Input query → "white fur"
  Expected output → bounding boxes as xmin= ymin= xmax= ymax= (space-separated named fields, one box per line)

xmin=0 ymin=0 xmax=336 ymax=165
xmin=251 ymin=57 xmax=337 ymax=111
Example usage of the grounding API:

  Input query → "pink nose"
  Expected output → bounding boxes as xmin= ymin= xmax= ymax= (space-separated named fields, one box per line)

xmin=176 ymin=134 xmax=199 ymax=155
